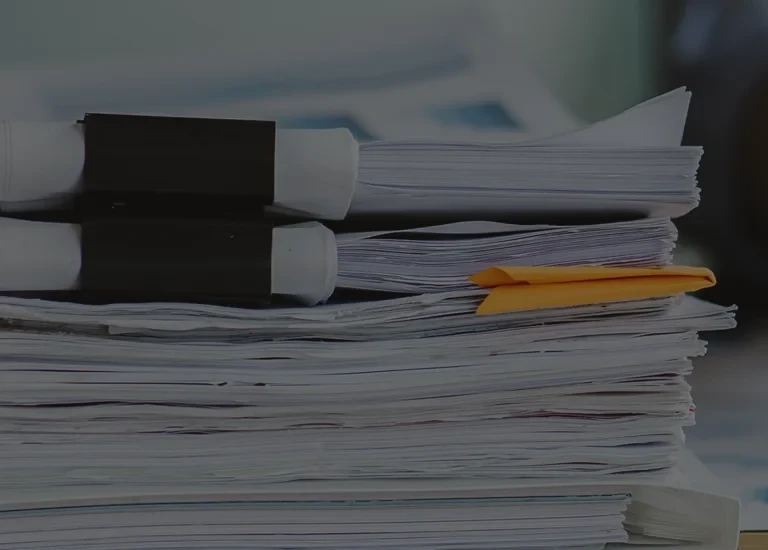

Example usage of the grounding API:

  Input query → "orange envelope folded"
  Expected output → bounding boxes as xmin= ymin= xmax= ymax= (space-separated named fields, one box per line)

xmin=469 ymin=265 xmax=716 ymax=315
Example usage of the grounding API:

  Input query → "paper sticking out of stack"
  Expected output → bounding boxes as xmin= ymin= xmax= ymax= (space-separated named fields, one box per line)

xmin=0 ymin=87 xmax=740 ymax=550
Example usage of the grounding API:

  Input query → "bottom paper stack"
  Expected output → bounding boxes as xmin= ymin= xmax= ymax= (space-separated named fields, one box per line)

xmin=0 ymin=291 xmax=739 ymax=550
xmin=0 ymin=453 xmax=738 ymax=550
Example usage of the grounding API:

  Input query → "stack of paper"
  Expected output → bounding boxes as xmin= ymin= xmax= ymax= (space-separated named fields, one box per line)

xmin=347 ymin=88 xmax=698 ymax=219
xmin=0 ymin=295 xmax=738 ymax=549
xmin=0 ymin=89 xmax=740 ymax=550
xmin=353 ymin=144 xmax=700 ymax=219
xmin=336 ymin=217 xmax=676 ymax=293
xmin=0 ymin=88 xmax=694 ymax=222
xmin=0 ymin=296 xmax=738 ymax=549
xmin=1 ymin=494 xmax=633 ymax=550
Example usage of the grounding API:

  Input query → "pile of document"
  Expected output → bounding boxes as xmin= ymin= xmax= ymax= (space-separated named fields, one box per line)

xmin=335 ymin=217 xmax=676 ymax=293
xmin=0 ymin=89 xmax=739 ymax=550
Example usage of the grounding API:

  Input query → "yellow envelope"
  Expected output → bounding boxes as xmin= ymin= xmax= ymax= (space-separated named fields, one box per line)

xmin=469 ymin=265 xmax=716 ymax=315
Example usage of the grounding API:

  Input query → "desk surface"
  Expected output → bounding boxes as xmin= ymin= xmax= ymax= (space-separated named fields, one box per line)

xmin=740 ymin=531 xmax=768 ymax=549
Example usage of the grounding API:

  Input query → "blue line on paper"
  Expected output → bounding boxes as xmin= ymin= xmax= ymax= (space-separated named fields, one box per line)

xmin=428 ymin=101 xmax=523 ymax=130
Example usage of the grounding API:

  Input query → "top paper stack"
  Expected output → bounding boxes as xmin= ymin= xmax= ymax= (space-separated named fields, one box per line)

xmin=0 ymin=88 xmax=695 ymax=221
xmin=0 ymin=87 xmax=739 ymax=550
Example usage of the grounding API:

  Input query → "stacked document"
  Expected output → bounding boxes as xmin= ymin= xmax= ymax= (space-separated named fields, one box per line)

xmin=0 ymin=216 xmax=674 ymax=305
xmin=348 ymin=88 xmax=697 ymax=219
xmin=353 ymin=145 xmax=700 ymax=219
xmin=1 ymin=88 xmax=696 ymax=221
xmin=0 ymin=89 xmax=739 ymax=550
xmin=0 ymin=294 xmax=738 ymax=549
xmin=336 ymin=217 xmax=676 ymax=293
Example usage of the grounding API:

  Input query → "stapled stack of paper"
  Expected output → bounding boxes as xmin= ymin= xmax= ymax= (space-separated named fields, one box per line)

xmin=0 ymin=88 xmax=739 ymax=550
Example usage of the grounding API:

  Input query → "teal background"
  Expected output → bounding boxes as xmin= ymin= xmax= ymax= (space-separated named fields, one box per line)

xmin=0 ymin=0 xmax=662 ymax=122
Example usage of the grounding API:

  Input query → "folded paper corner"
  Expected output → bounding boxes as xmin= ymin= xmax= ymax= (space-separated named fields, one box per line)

xmin=469 ymin=266 xmax=510 ymax=288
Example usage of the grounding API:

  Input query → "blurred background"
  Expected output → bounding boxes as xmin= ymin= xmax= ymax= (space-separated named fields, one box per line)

xmin=1 ymin=0 xmax=766 ymax=530
xmin=0 ymin=0 xmax=657 ymax=122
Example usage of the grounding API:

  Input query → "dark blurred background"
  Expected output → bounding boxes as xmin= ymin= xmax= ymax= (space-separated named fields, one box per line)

xmin=1 ymin=0 xmax=766 ymax=529
xmin=665 ymin=0 xmax=768 ymax=334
